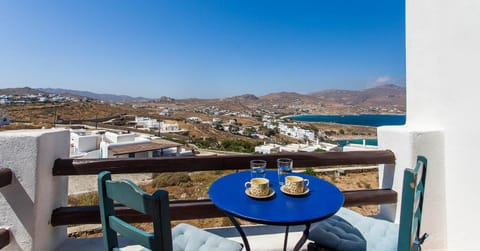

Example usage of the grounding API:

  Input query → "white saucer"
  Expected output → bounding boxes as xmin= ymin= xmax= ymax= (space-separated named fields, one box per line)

xmin=280 ymin=185 xmax=310 ymax=196
xmin=245 ymin=188 xmax=275 ymax=199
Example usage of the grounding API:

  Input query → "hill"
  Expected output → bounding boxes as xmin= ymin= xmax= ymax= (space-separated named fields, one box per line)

xmin=36 ymin=88 xmax=150 ymax=102
xmin=310 ymin=84 xmax=405 ymax=108
xmin=1 ymin=84 xmax=405 ymax=114
xmin=0 ymin=87 xmax=48 ymax=96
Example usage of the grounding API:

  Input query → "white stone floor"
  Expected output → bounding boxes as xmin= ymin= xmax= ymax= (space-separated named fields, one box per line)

xmin=57 ymin=225 xmax=310 ymax=251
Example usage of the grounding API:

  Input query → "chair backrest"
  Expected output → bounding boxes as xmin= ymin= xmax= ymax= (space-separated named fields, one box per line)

xmin=397 ymin=156 xmax=428 ymax=251
xmin=98 ymin=171 xmax=173 ymax=251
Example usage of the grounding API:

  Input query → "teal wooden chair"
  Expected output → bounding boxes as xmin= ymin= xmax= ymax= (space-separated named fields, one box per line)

xmin=98 ymin=171 xmax=243 ymax=251
xmin=307 ymin=156 xmax=429 ymax=251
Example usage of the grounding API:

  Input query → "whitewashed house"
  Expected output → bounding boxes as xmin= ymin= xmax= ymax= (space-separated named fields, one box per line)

xmin=70 ymin=130 xmax=101 ymax=155
xmin=135 ymin=116 xmax=160 ymax=129
xmin=277 ymin=123 xmax=316 ymax=141
xmin=254 ymin=143 xmax=280 ymax=154
xmin=159 ymin=121 xmax=180 ymax=132
xmin=187 ymin=117 xmax=202 ymax=123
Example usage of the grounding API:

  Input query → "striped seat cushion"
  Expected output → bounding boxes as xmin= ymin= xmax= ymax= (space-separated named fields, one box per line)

xmin=309 ymin=208 xmax=399 ymax=251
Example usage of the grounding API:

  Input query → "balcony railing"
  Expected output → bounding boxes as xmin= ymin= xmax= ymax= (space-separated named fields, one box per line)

xmin=50 ymin=150 xmax=397 ymax=227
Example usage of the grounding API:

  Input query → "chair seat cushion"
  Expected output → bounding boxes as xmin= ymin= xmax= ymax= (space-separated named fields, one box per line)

xmin=172 ymin=223 xmax=243 ymax=251
xmin=309 ymin=208 xmax=399 ymax=251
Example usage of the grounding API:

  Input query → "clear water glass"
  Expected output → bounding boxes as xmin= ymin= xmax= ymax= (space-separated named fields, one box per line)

xmin=250 ymin=160 xmax=267 ymax=179
xmin=277 ymin=158 xmax=293 ymax=186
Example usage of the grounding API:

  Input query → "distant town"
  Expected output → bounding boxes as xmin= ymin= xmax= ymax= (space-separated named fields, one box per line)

xmin=0 ymin=92 xmax=93 ymax=105
xmin=0 ymin=85 xmax=399 ymax=160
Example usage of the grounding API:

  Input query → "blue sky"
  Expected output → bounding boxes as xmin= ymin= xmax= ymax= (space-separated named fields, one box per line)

xmin=0 ymin=1 xmax=405 ymax=99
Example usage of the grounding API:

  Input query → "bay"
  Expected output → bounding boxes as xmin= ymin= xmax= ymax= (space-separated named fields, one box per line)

xmin=290 ymin=114 xmax=406 ymax=127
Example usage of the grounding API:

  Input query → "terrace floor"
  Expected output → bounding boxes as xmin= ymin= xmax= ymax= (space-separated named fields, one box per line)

xmin=58 ymin=225 xmax=310 ymax=251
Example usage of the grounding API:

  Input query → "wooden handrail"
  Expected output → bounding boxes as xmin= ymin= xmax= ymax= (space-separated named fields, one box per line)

xmin=0 ymin=168 xmax=13 ymax=188
xmin=53 ymin=150 xmax=395 ymax=175
xmin=343 ymin=189 xmax=397 ymax=207
xmin=0 ymin=228 xmax=9 ymax=249
xmin=50 ymin=189 xmax=397 ymax=226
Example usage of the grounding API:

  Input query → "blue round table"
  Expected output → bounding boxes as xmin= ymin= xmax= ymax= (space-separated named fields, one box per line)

xmin=209 ymin=170 xmax=344 ymax=251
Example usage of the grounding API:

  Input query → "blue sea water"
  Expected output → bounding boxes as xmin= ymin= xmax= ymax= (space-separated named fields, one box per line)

xmin=290 ymin=114 xmax=406 ymax=127
xmin=290 ymin=114 xmax=406 ymax=146
xmin=337 ymin=139 xmax=378 ymax=146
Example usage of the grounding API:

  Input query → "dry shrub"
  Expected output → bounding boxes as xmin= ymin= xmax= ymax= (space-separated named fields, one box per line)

xmin=152 ymin=172 xmax=192 ymax=188
xmin=69 ymin=191 xmax=99 ymax=206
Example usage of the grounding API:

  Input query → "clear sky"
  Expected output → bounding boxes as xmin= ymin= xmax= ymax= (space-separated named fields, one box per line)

xmin=0 ymin=1 xmax=405 ymax=99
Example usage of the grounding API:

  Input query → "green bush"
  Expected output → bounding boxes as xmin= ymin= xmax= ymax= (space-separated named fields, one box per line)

xmin=191 ymin=136 xmax=261 ymax=153
xmin=305 ymin=167 xmax=317 ymax=177
xmin=152 ymin=172 xmax=192 ymax=188
xmin=191 ymin=137 xmax=219 ymax=149
xmin=220 ymin=139 xmax=261 ymax=153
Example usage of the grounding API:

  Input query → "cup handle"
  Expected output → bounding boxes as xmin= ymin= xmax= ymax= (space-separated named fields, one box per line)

xmin=304 ymin=179 xmax=309 ymax=187
xmin=245 ymin=181 xmax=251 ymax=189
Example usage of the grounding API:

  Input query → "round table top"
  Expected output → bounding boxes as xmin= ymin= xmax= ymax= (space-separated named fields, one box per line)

xmin=208 ymin=170 xmax=344 ymax=225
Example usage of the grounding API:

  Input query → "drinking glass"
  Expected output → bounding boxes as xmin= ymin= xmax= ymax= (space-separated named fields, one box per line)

xmin=277 ymin=158 xmax=293 ymax=186
xmin=250 ymin=160 xmax=267 ymax=179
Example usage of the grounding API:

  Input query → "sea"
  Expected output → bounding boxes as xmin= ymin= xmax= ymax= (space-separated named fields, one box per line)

xmin=290 ymin=114 xmax=406 ymax=127
xmin=290 ymin=114 xmax=406 ymax=146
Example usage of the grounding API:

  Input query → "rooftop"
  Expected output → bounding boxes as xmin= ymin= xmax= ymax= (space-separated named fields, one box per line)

xmin=108 ymin=139 xmax=181 ymax=156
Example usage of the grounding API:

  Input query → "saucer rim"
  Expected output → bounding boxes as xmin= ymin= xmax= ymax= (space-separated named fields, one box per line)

xmin=280 ymin=185 xmax=310 ymax=196
xmin=245 ymin=188 xmax=275 ymax=199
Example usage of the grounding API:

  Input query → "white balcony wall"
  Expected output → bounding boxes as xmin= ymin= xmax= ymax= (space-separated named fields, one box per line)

xmin=0 ymin=129 xmax=69 ymax=251
xmin=378 ymin=0 xmax=480 ymax=250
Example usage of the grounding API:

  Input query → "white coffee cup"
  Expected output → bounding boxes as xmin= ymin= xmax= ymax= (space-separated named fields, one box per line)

xmin=245 ymin=178 xmax=270 ymax=196
xmin=284 ymin=175 xmax=309 ymax=194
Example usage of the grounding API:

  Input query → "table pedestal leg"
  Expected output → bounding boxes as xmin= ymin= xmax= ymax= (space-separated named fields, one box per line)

xmin=226 ymin=213 xmax=251 ymax=251
xmin=283 ymin=226 xmax=289 ymax=251
xmin=293 ymin=223 xmax=311 ymax=251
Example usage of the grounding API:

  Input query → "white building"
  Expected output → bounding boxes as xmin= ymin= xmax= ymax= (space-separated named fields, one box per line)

xmin=70 ymin=130 xmax=101 ymax=155
xmin=254 ymin=143 xmax=280 ymax=154
xmin=159 ymin=122 xmax=180 ymax=132
xmin=135 ymin=116 xmax=160 ymax=129
xmin=0 ymin=98 xmax=10 ymax=105
xmin=134 ymin=117 xmax=181 ymax=132
xmin=187 ymin=117 xmax=202 ymax=123
xmin=277 ymin=123 xmax=316 ymax=141
xmin=159 ymin=109 xmax=170 ymax=116
xmin=254 ymin=141 xmax=337 ymax=154
xmin=98 ymin=131 xmax=193 ymax=159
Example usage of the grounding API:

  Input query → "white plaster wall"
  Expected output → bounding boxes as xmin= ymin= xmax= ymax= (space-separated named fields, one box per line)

xmin=378 ymin=126 xmax=446 ymax=250
xmin=388 ymin=0 xmax=480 ymax=249
xmin=77 ymin=135 xmax=98 ymax=152
xmin=105 ymin=132 xmax=135 ymax=143
xmin=116 ymin=134 xmax=136 ymax=143
xmin=0 ymin=129 xmax=69 ymax=251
